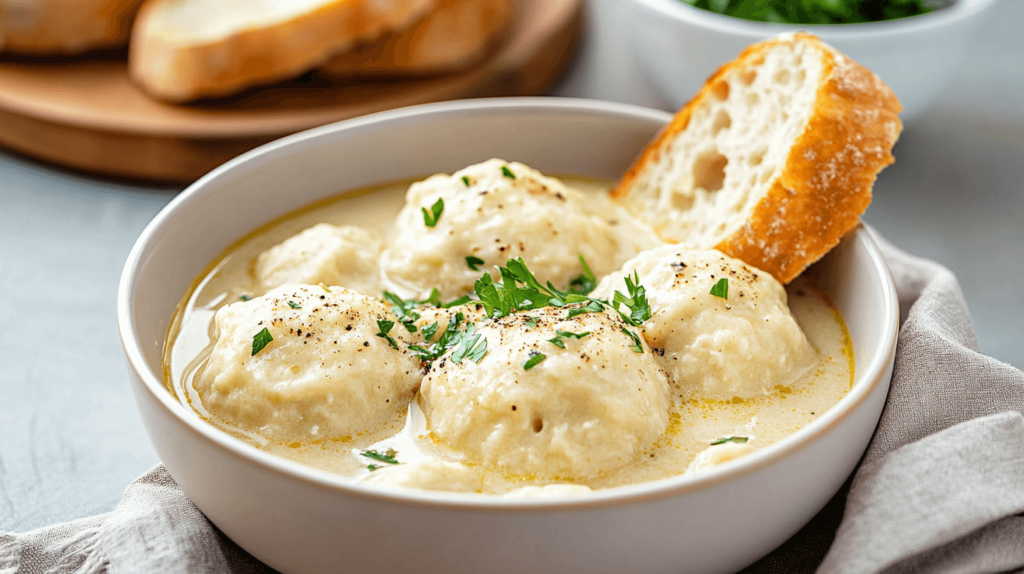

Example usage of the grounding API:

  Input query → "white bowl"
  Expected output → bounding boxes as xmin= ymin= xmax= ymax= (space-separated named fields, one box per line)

xmin=624 ymin=0 xmax=997 ymax=120
xmin=117 ymin=98 xmax=898 ymax=574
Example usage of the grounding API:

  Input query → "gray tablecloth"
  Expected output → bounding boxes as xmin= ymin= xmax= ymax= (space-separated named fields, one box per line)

xmin=3 ymin=234 xmax=1023 ymax=574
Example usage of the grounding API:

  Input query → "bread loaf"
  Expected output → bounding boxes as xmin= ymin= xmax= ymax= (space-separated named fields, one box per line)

xmin=128 ymin=0 xmax=435 ymax=102
xmin=613 ymin=33 xmax=902 ymax=284
xmin=0 ymin=0 xmax=144 ymax=55
xmin=318 ymin=0 xmax=513 ymax=78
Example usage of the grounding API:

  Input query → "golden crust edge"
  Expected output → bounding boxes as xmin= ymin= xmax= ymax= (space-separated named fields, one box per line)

xmin=128 ymin=0 xmax=434 ymax=103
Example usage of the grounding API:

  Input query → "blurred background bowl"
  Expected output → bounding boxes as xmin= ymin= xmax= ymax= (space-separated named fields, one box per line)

xmin=623 ymin=0 xmax=999 ymax=119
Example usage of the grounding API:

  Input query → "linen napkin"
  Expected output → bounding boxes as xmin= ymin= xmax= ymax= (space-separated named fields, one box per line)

xmin=3 ymin=234 xmax=1024 ymax=574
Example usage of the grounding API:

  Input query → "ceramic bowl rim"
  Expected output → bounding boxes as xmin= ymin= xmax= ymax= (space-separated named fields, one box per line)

xmin=117 ymin=97 xmax=899 ymax=512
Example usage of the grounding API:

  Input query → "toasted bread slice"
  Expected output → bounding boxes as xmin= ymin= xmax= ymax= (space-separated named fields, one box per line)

xmin=0 ymin=0 xmax=144 ymax=55
xmin=613 ymin=33 xmax=902 ymax=284
xmin=318 ymin=0 xmax=513 ymax=78
xmin=129 ymin=0 xmax=435 ymax=102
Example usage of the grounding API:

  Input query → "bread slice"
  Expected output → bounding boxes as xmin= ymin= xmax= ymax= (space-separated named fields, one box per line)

xmin=128 ymin=0 xmax=435 ymax=102
xmin=0 ymin=0 xmax=144 ymax=55
xmin=317 ymin=0 xmax=514 ymax=78
xmin=613 ymin=33 xmax=902 ymax=284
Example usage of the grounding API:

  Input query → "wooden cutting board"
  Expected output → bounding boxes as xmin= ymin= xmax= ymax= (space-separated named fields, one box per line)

xmin=0 ymin=0 xmax=582 ymax=182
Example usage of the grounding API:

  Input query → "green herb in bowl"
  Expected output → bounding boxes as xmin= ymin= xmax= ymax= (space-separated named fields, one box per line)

xmin=679 ymin=0 xmax=944 ymax=24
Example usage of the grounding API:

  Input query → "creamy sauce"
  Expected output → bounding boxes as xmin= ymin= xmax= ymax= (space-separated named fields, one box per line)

xmin=164 ymin=177 xmax=853 ymax=493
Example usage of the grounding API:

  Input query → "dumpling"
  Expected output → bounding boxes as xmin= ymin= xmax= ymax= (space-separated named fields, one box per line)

xmin=360 ymin=460 xmax=482 ymax=493
xmin=592 ymin=246 xmax=814 ymax=400
xmin=686 ymin=441 xmax=757 ymax=473
xmin=196 ymin=284 xmax=421 ymax=441
xmin=255 ymin=223 xmax=382 ymax=296
xmin=419 ymin=306 xmax=671 ymax=480
xmin=379 ymin=159 xmax=639 ymax=300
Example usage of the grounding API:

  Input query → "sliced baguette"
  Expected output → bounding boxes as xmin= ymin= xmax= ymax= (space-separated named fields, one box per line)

xmin=0 ymin=0 xmax=144 ymax=55
xmin=613 ymin=33 xmax=902 ymax=284
xmin=129 ymin=0 xmax=435 ymax=103
xmin=318 ymin=0 xmax=513 ymax=78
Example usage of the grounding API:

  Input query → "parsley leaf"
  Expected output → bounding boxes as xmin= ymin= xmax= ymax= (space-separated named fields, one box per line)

xmin=524 ymin=317 xmax=539 ymax=328
xmin=382 ymin=291 xmax=420 ymax=333
xmin=621 ymin=326 xmax=644 ymax=353
xmin=361 ymin=449 xmax=399 ymax=464
xmin=466 ymin=255 xmax=484 ymax=271
xmin=408 ymin=312 xmax=466 ymax=361
xmin=239 ymin=295 xmax=251 ymax=302
xmin=375 ymin=320 xmax=399 ymax=349
xmin=523 ymin=351 xmax=546 ymax=370
xmin=549 ymin=329 xmax=591 ymax=349
xmin=566 ymin=300 xmax=604 ymax=319
xmin=421 ymin=198 xmax=444 ymax=228
xmin=612 ymin=271 xmax=651 ymax=325
xmin=419 ymin=288 xmax=442 ymax=307
xmin=501 ymin=165 xmax=516 ymax=179
xmin=710 ymin=436 xmax=748 ymax=445
xmin=461 ymin=176 xmax=471 ymax=187
xmin=451 ymin=326 xmax=488 ymax=364
xmin=443 ymin=296 xmax=473 ymax=308
xmin=420 ymin=321 xmax=439 ymax=343
xmin=710 ymin=278 xmax=729 ymax=299
xmin=568 ymin=254 xmax=598 ymax=295
xmin=367 ymin=464 xmax=379 ymax=471
xmin=287 ymin=300 xmax=301 ymax=309
xmin=251 ymin=327 xmax=273 ymax=356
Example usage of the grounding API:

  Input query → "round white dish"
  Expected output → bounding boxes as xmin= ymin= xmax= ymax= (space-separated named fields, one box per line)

xmin=117 ymin=97 xmax=898 ymax=574
xmin=623 ymin=0 xmax=997 ymax=120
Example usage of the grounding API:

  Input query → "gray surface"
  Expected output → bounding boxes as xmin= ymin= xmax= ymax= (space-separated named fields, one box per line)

xmin=0 ymin=0 xmax=1021 ymax=534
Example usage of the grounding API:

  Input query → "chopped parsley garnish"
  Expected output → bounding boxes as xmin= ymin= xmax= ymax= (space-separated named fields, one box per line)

xmin=524 ymin=317 xmax=539 ymax=328
xmin=421 ymin=198 xmax=444 ymax=228
xmin=443 ymin=295 xmax=472 ymax=308
xmin=319 ymin=283 xmax=332 ymax=293
xmin=287 ymin=300 xmax=301 ymax=309
xmin=408 ymin=312 xmax=467 ymax=361
xmin=367 ymin=464 xmax=380 ymax=471
xmin=361 ymin=448 xmax=399 ymax=464
xmin=382 ymin=291 xmax=420 ymax=332
xmin=710 ymin=278 xmax=729 ymax=299
xmin=461 ymin=176 xmax=471 ymax=187
xmin=548 ymin=329 xmax=591 ymax=349
xmin=450 ymin=325 xmax=488 ymax=364
xmin=501 ymin=166 xmax=516 ymax=179
xmin=621 ymin=326 xmax=644 ymax=353
xmin=523 ymin=351 xmax=546 ymax=370
xmin=568 ymin=254 xmax=598 ymax=295
xmin=420 ymin=321 xmax=439 ymax=343
xmin=419 ymin=288 xmax=443 ymax=307
xmin=466 ymin=255 xmax=485 ymax=271
xmin=239 ymin=295 xmax=251 ymax=302
xmin=710 ymin=436 xmax=748 ymax=445
xmin=375 ymin=320 xmax=399 ymax=349
xmin=612 ymin=271 xmax=651 ymax=325
xmin=566 ymin=300 xmax=604 ymax=319
xmin=251 ymin=327 xmax=273 ymax=356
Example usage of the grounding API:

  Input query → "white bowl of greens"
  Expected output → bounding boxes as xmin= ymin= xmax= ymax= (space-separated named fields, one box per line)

xmin=625 ymin=0 xmax=997 ymax=119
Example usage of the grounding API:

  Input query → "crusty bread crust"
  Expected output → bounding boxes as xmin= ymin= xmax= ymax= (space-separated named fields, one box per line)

xmin=129 ymin=0 xmax=435 ymax=103
xmin=319 ymin=0 xmax=514 ymax=78
xmin=613 ymin=33 xmax=902 ymax=284
xmin=0 ymin=0 xmax=144 ymax=55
